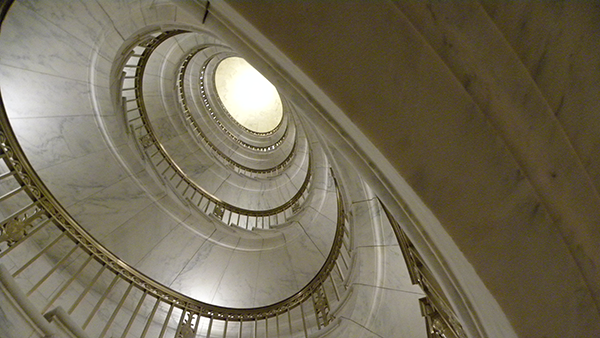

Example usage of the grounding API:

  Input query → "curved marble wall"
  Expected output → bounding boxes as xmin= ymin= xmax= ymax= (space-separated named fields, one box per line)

xmin=0 ymin=1 xmax=426 ymax=337
xmin=0 ymin=0 xmax=335 ymax=308
xmin=129 ymin=30 xmax=309 ymax=212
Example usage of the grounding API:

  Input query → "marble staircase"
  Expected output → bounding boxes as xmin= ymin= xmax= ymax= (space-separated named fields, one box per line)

xmin=5 ymin=1 xmax=594 ymax=337
xmin=211 ymin=2 xmax=600 ymax=336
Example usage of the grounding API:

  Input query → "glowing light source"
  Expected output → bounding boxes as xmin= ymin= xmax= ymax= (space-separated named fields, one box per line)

xmin=215 ymin=57 xmax=283 ymax=133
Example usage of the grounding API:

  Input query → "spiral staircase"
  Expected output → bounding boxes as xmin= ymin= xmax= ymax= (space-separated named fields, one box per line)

xmin=0 ymin=1 xmax=428 ymax=337
xmin=1 ymin=1 xmax=600 ymax=338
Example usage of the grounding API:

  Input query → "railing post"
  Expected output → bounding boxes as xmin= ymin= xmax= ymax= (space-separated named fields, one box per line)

xmin=98 ymin=282 xmax=133 ymax=338
xmin=42 ymin=254 xmax=93 ymax=313
xmin=140 ymin=298 xmax=160 ymax=338
xmin=158 ymin=302 xmax=175 ymax=338
xmin=68 ymin=263 xmax=105 ymax=314
xmin=13 ymin=231 xmax=66 ymax=277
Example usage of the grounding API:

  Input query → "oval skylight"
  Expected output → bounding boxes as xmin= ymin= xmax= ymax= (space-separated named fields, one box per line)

xmin=215 ymin=57 xmax=283 ymax=133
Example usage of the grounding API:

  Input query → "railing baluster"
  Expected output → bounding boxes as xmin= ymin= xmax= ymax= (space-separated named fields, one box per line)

xmin=175 ymin=176 xmax=184 ymax=188
xmin=82 ymin=273 xmax=119 ymax=329
xmin=176 ymin=307 xmax=187 ymax=336
xmin=158 ymin=302 xmax=174 ymax=338
xmin=341 ymin=236 xmax=350 ymax=255
xmin=300 ymin=303 xmax=308 ymax=338
xmin=0 ymin=170 xmax=14 ymax=181
xmin=329 ymin=274 xmax=340 ymax=302
xmin=149 ymin=149 xmax=160 ymax=158
xmin=335 ymin=261 xmax=345 ymax=282
xmin=69 ymin=264 xmax=106 ymax=314
xmin=287 ymin=309 xmax=293 ymax=335
xmin=265 ymin=316 xmax=269 ymax=338
xmin=42 ymin=254 xmax=93 ymax=313
xmin=206 ymin=316 xmax=213 ymax=338
xmin=339 ymin=247 xmax=349 ymax=270
xmin=0 ymin=185 xmax=24 ymax=203
xmin=13 ymin=231 xmax=66 ymax=277
xmin=121 ymin=291 xmax=147 ymax=338
xmin=194 ymin=311 xmax=201 ymax=336
xmin=182 ymin=184 xmax=190 ymax=197
xmin=26 ymin=243 xmax=79 ymax=296
xmin=98 ymin=282 xmax=133 ymax=338
xmin=140 ymin=297 xmax=160 ymax=338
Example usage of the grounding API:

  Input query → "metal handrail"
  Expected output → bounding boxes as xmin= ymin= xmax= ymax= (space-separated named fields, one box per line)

xmin=380 ymin=199 xmax=467 ymax=338
xmin=0 ymin=91 xmax=348 ymax=322
xmin=123 ymin=31 xmax=311 ymax=226
xmin=0 ymin=7 xmax=350 ymax=337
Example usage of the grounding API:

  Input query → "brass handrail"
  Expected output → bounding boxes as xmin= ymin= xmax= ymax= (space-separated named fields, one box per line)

xmin=123 ymin=31 xmax=311 ymax=227
xmin=0 ymin=91 xmax=348 ymax=321
xmin=380 ymin=199 xmax=467 ymax=338
xmin=0 ymin=7 xmax=350 ymax=336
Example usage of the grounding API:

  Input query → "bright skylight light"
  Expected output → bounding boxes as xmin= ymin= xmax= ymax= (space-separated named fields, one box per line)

xmin=215 ymin=57 xmax=283 ymax=133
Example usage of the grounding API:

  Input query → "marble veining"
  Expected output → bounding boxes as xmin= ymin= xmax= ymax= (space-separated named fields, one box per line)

xmin=37 ymin=148 xmax=129 ymax=208
xmin=95 ymin=0 xmax=145 ymax=41
xmin=19 ymin=0 xmax=108 ymax=51
xmin=10 ymin=116 xmax=108 ymax=171
xmin=135 ymin=225 xmax=208 ymax=287
xmin=99 ymin=203 xmax=180 ymax=266
xmin=0 ymin=3 xmax=92 ymax=81
xmin=0 ymin=65 xmax=93 ymax=119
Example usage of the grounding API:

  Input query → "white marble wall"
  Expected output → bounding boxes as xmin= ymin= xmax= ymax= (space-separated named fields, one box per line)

xmin=328 ymin=185 xmax=426 ymax=338
xmin=0 ymin=1 xmax=439 ymax=337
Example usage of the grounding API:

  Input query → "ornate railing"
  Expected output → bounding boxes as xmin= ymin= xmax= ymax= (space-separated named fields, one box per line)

xmin=0 ymin=90 xmax=351 ymax=337
xmin=380 ymin=199 xmax=467 ymax=338
xmin=178 ymin=50 xmax=297 ymax=177
xmin=121 ymin=31 xmax=311 ymax=229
